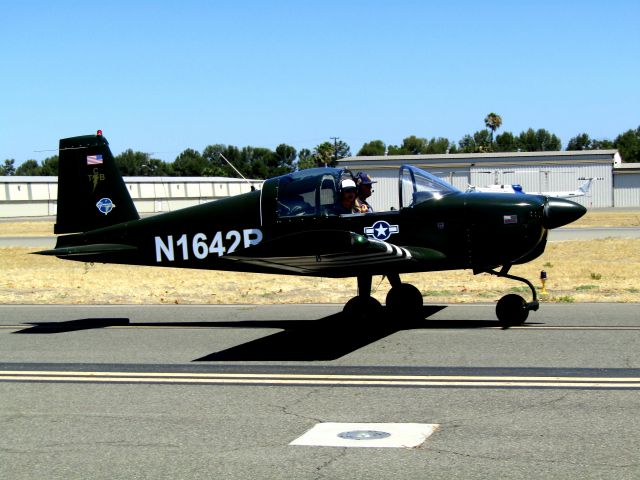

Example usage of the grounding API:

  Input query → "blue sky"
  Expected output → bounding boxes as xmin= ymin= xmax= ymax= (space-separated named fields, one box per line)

xmin=2 ymin=0 xmax=639 ymax=165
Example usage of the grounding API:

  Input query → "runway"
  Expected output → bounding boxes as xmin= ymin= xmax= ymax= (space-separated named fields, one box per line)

xmin=1 ymin=303 xmax=639 ymax=479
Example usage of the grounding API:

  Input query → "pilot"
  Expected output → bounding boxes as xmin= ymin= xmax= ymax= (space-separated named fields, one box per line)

xmin=331 ymin=179 xmax=360 ymax=214
xmin=355 ymin=172 xmax=376 ymax=213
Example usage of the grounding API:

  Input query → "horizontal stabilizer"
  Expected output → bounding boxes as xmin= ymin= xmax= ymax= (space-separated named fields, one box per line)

xmin=34 ymin=243 xmax=137 ymax=258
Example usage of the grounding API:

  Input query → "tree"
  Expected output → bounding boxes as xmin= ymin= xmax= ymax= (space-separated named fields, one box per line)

xmin=40 ymin=155 xmax=59 ymax=176
xmin=473 ymin=130 xmax=492 ymax=152
xmin=333 ymin=140 xmax=351 ymax=162
xmin=296 ymin=148 xmax=314 ymax=170
xmin=357 ymin=140 xmax=386 ymax=156
xmin=387 ymin=136 xmax=455 ymax=155
xmin=172 ymin=148 xmax=208 ymax=176
xmin=458 ymin=134 xmax=476 ymax=153
xmin=495 ymin=131 xmax=516 ymax=152
xmin=314 ymin=142 xmax=335 ymax=167
xmin=591 ymin=139 xmax=614 ymax=150
xmin=614 ymin=126 xmax=640 ymax=163
xmin=15 ymin=159 xmax=41 ymax=176
xmin=115 ymin=149 xmax=167 ymax=176
xmin=1 ymin=159 xmax=16 ymax=176
xmin=458 ymin=131 xmax=492 ymax=153
xmin=388 ymin=135 xmax=430 ymax=155
xmin=535 ymin=129 xmax=561 ymax=151
xmin=240 ymin=146 xmax=281 ymax=179
xmin=425 ymin=137 xmax=453 ymax=154
xmin=484 ymin=112 xmax=503 ymax=145
xmin=567 ymin=133 xmax=591 ymax=151
xmin=202 ymin=144 xmax=237 ymax=177
xmin=274 ymin=144 xmax=297 ymax=175
xmin=515 ymin=128 xmax=561 ymax=151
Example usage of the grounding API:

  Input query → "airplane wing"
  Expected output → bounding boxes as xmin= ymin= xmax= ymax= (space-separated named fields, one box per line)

xmin=222 ymin=229 xmax=446 ymax=276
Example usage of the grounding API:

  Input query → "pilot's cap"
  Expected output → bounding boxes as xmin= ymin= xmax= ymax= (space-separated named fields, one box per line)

xmin=340 ymin=179 xmax=357 ymax=191
xmin=356 ymin=172 xmax=377 ymax=185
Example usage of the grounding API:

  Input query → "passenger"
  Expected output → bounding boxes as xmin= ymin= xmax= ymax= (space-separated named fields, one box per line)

xmin=355 ymin=172 xmax=376 ymax=213
xmin=330 ymin=179 xmax=360 ymax=214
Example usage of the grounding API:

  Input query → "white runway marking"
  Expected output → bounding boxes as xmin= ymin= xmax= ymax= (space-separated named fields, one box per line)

xmin=2 ymin=370 xmax=640 ymax=388
xmin=289 ymin=423 xmax=439 ymax=448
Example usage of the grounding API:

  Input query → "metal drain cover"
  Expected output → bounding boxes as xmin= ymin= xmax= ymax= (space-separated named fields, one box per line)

xmin=337 ymin=430 xmax=391 ymax=440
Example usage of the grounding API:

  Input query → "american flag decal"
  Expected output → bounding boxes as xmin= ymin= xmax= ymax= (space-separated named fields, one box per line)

xmin=87 ymin=154 xmax=103 ymax=165
xmin=503 ymin=214 xmax=518 ymax=224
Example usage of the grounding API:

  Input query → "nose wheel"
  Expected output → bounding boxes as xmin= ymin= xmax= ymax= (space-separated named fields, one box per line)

xmin=486 ymin=266 xmax=539 ymax=326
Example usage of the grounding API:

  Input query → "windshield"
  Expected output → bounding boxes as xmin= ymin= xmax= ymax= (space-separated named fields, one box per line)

xmin=400 ymin=165 xmax=460 ymax=208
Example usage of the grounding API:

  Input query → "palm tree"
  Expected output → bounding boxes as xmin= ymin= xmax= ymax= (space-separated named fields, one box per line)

xmin=484 ymin=112 xmax=503 ymax=147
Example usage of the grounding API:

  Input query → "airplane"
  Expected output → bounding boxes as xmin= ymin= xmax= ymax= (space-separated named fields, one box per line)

xmin=35 ymin=131 xmax=587 ymax=326
xmin=467 ymin=178 xmax=594 ymax=199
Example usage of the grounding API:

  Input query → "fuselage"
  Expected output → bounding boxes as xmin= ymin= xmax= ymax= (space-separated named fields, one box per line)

xmin=52 ymin=166 xmax=584 ymax=278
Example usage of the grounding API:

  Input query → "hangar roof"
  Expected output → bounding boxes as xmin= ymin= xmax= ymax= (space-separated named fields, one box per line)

xmin=339 ymin=150 xmax=621 ymax=169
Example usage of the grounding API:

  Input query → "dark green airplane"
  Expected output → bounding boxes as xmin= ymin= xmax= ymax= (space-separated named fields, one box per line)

xmin=36 ymin=131 xmax=587 ymax=325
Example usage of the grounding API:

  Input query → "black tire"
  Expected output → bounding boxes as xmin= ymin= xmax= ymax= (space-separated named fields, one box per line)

xmin=496 ymin=294 xmax=529 ymax=326
xmin=343 ymin=296 xmax=383 ymax=322
xmin=385 ymin=283 xmax=424 ymax=318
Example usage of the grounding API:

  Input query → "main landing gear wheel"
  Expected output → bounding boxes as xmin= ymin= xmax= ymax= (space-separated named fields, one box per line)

xmin=496 ymin=293 xmax=529 ymax=326
xmin=342 ymin=275 xmax=383 ymax=322
xmin=385 ymin=283 xmax=423 ymax=318
xmin=343 ymin=296 xmax=383 ymax=321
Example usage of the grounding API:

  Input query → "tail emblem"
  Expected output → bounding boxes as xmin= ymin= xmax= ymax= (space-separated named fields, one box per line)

xmin=96 ymin=198 xmax=116 ymax=215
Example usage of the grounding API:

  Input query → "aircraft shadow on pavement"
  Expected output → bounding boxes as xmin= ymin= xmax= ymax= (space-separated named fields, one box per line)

xmin=13 ymin=318 xmax=131 ymax=334
xmin=192 ymin=306 xmax=535 ymax=361
xmin=11 ymin=307 xmax=525 ymax=361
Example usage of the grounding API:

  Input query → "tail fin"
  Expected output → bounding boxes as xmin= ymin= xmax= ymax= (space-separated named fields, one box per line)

xmin=54 ymin=131 xmax=139 ymax=234
xmin=578 ymin=178 xmax=593 ymax=194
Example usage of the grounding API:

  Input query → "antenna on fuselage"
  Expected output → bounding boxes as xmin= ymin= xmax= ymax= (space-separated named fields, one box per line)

xmin=218 ymin=153 xmax=256 ymax=191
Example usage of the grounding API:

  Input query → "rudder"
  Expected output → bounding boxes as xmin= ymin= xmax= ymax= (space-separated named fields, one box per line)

xmin=54 ymin=131 xmax=139 ymax=234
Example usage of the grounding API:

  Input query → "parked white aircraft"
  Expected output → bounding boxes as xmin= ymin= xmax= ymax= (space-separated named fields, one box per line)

xmin=467 ymin=178 xmax=594 ymax=199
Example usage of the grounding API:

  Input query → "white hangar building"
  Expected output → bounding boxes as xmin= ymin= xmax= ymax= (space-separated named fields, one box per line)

xmin=0 ymin=176 xmax=262 ymax=218
xmin=337 ymin=150 xmax=640 ymax=210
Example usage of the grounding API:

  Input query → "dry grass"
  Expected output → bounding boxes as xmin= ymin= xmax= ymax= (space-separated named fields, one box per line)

xmin=1 ymin=238 xmax=638 ymax=304
xmin=570 ymin=210 xmax=640 ymax=228
xmin=0 ymin=221 xmax=55 ymax=237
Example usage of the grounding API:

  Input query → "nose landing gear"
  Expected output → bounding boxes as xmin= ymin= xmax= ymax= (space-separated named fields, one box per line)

xmin=486 ymin=265 xmax=539 ymax=326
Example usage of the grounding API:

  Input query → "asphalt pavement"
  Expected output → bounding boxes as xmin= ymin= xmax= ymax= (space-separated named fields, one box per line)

xmin=1 ymin=303 xmax=639 ymax=479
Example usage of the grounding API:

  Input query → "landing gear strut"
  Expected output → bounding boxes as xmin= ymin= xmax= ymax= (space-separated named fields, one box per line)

xmin=342 ymin=275 xmax=382 ymax=320
xmin=486 ymin=265 xmax=539 ymax=326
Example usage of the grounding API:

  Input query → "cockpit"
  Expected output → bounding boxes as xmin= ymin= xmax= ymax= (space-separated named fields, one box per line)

xmin=275 ymin=168 xmax=339 ymax=218
xmin=266 ymin=165 xmax=460 ymax=220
